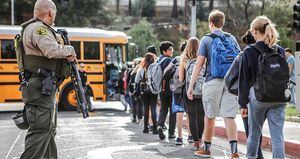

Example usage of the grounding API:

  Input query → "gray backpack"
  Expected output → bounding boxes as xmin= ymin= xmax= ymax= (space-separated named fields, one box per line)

xmin=170 ymin=57 xmax=183 ymax=94
xmin=185 ymin=59 xmax=205 ymax=98
xmin=147 ymin=57 xmax=168 ymax=94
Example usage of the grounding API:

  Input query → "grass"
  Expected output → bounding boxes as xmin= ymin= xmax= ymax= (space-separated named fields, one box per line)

xmin=285 ymin=105 xmax=300 ymax=117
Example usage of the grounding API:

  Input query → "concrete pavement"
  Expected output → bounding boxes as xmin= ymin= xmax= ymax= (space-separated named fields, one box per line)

xmin=0 ymin=102 xmax=242 ymax=159
xmin=213 ymin=115 xmax=300 ymax=158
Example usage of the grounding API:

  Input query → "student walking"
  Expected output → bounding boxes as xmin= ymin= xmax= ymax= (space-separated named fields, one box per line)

xmin=285 ymin=48 xmax=296 ymax=106
xmin=239 ymin=16 xmax=289 ymax=159
xmin=225 ymin=30 xmax=265 ymax=159
xmin=179 ymin=38 xmax=205 ymax=149
xmin=156 ymin=41 xmax=177 ymax=140
xmin=187 ymin=10 xmax=241 ymax=158
xmin=129 ymin=58 xmax=143 ymax=123
xmin=135 ymin=53 xmax=158 ymax=134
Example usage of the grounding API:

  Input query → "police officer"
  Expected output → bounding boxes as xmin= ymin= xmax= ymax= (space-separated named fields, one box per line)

xmin=78 ymin=63 xmax=94 ymax=112
xmin=20 ymin=0 xmax=76 ymax=158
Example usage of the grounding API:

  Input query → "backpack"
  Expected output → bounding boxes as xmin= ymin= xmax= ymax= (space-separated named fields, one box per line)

xmin=147 ymin=57 xmax=168 ymax=94
xmin=224 ymin=53 xmax=242 ymax=96
xmin=185 ymin=59 xmax=205 ymax=98
xmin=140 ymin=69 xmax=152 ymax=94
xmin=128 ymin=71 xmax=137 ymax=94
xmin=207 ymin=33 xmax=240 ymax=78
xmin=253 ymin=45 xmax=290 ymax=102
xmin=169 ymin=57 xmax=183 ymax=94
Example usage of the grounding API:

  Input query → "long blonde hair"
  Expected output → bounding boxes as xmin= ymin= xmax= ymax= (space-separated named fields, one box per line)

xmin=250 ymin=16 xmax=279 ymax=46
xmin=184 ymin=37 xmax=200 ymax=60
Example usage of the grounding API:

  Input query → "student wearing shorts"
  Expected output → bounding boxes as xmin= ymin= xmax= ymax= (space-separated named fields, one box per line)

xmin=187 ymin=10 xmax=240 ymax=158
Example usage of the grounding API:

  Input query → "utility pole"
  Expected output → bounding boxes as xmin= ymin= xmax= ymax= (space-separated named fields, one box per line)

xmin=11 ymin=0 xmax=15 ymax=25
xmin=294 ymin=0 xmax=300 ymax=112
xmin=296 ymin=42 xmax=300 ymax=112
xmin=190 ymin=0 xmax=196 ymax=37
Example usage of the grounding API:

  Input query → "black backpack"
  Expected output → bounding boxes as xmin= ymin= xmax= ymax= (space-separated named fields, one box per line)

xmin=128 ymin=71 xmax=137 ymax=94
xmin=140 ymin=69 xmax=152 ymax=94
xmin=253 ymin=45 xmax=290 ymax=102
xmin=224 ymin=53 xmax=242 ymax=96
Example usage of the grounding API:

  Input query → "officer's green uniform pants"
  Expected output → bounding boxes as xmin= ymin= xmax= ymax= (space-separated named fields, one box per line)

xmin=20 ymin=104 xmax=57 ymax=159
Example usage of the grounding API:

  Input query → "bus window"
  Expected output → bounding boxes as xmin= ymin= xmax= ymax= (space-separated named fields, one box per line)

xmin=1 ymin=39 xmax=16 ymax=59
xmin=84 ymin=42 xmax=100 ymax=60
xmin=105 ymin=44 xmax=122 ymax=68
xmin=70 ymin=41 xmax=81 ymax=59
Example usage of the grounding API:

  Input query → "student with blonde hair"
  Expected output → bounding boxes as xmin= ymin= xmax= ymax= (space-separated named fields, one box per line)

xmin=179 ymin=37 xmax=205 ymax=149
xmin=239 ymin=16 xmax=288 ymax=159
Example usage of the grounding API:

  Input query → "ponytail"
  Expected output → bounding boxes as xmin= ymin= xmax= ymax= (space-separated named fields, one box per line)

xmin=264 ymin=23 xmax=279 ymax=46
xmin=250 ymin=16 xmax=279 ymax=46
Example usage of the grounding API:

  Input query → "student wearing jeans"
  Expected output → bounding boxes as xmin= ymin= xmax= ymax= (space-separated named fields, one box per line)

xmin=135 ymin=53 xmax=158 ymax=134
xmin=187 ymin=10 xmax=240 ymax=158
xmin=239 ymin=16 xmax=286 ymax=159
xmin=179 ymin=37 xmax=204 ymax=149
xmin=240 ymin=30 xmax=264 ymax=159
xmin=285 ymin=48 xmax=296 ymax=106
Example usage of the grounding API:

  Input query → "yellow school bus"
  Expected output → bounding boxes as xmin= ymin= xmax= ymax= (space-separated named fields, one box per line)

xmin=0 ymin=25 xmax=128 ymax=111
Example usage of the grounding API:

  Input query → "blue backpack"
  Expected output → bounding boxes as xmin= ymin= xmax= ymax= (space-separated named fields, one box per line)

xmin=207 ymin=33 xmax=240 ymax=78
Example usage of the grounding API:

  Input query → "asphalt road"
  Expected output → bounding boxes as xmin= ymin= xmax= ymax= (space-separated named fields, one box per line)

xmin=0 ymin=102 xmax=247 ymax=159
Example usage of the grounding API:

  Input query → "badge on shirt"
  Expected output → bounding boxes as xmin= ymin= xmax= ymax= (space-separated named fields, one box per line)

xmin=36 ymin=26 xmax=48 ymax=36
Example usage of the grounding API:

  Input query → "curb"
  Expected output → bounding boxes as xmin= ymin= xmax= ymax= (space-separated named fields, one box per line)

xmin=214 ymin=126 xmax=300 ymax=158
xmin=285 ymin=117 xmax=300 ymax=123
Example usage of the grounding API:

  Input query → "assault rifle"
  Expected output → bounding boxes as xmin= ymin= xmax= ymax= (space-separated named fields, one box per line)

xmin=57 ymin=29 xmax=89 ymax=119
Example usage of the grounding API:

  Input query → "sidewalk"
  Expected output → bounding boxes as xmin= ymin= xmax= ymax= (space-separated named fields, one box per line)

xmin=213 ymin=115 xmax=300 ymax=158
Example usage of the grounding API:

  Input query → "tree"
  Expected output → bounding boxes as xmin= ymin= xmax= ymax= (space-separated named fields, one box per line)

xmin=226 ymin=0 xmax=231 ymax=17
xmin=209 ymin=0 xmax=214 ymax=11
xmin=53 ymin=0 xmax=113 ymax=27
xmin=116 ymin=0 xmax=120 ymax=15
xmin=184 ymin=0 xmax=190 ymax=24
xmin=172 ymin=0 xmax=178 ymax=18
xmin=133 ymin=0 xmax=156 ymax=18
xmin=261 ymin=0 xmax=266 ymax=15
xmin=244 ymin=0 xmax=251 ymax=25
xmin=128 ymin=0 xmax=132 ymax=15
xmin=128 ymin=19 xmax=159 ymax=57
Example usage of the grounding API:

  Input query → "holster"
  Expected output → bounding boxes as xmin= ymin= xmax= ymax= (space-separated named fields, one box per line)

xmin=38 ymin=68 xmax=57 ymax=96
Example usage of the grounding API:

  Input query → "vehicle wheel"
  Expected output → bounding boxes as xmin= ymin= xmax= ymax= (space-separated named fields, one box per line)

xmin=60 ymin=84 xmax=78 ymax=111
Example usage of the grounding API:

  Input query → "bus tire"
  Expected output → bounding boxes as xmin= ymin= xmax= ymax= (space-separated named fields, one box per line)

xmin=60 ymin=84 xmax=78 ymax=111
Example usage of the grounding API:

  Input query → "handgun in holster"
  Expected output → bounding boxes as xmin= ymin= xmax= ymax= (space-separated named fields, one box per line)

xmin=38 ymin=68 xmax=56 ymax=95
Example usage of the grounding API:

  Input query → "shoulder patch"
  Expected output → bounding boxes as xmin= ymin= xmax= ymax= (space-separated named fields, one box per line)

xmin=36 ymin=26 xmax=49 ymax=36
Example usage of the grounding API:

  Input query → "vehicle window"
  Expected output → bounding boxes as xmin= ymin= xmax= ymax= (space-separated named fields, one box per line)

xmin=84 ymin=42 xmax=100 ymax=60
xmin=1 ymin=39 xmax=16 ymax=59
xmin=70 ymin=41 xmax=81 ymax=59
xmin=105 ymin=44 xmax=123 ymax=68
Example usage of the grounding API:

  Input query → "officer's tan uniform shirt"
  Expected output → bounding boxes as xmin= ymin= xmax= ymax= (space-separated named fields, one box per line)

xmin=22 ymin=21 xmax=75 ymax=58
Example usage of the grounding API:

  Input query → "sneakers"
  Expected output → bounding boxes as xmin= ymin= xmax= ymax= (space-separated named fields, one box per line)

xmin=175 ymin=138 xmax=183 ymax=145
xmin=194 ymin=149 xmax=211 ymax=158
xmin=157 ymin=126 xmax=165 ymax=140
xmin=131 ymin=118 xmax=137 ymax=123
xmin=162 ymin=125 xmax=167 ymax=130
xmin=187 ymin=135 xmax=193 ymax=143
xmin=192 ymin=141 xmax=200 ymax=150
xmin=152 ymin=129 xmax=158 ymax=134
xmin=230 ymin=153 xmax=240 ymax=159
xmin=148 ymin=125 xmax=153 ymax=131
xmin=168 ymin=134 xmax=176 ymax=139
